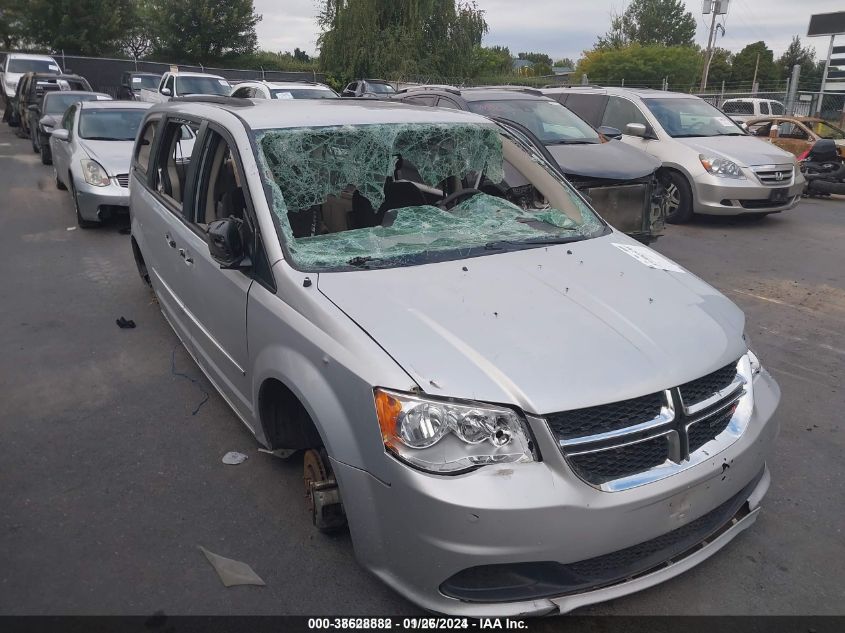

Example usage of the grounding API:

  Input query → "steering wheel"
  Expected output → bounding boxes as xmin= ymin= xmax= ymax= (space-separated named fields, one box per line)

xmin=437 ymin=188 xmax=482 ymax=210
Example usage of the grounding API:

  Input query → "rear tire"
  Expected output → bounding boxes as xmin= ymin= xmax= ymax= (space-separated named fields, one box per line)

xmin=55 ymin=168 xmax=66 ymax=190
xmin=41 ymin=143 xmax=52 ymax=165
xmin=32 ymin=129 xmax=40 ymax=153
xmin=663 ymin=171 xmax=694 ymax=224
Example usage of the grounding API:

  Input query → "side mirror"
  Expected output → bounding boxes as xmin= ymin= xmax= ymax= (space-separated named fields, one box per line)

xmin=625 ymin=123 xmax=648 ymax=138
xmin=27 ymin=104 xmax=38 ymax=112
xmin=51 ymin=129 xmax=69 ymax=141
xmin=597 ymin=125 xmax=622 ymax=140
xmin=161 ymin=87 xmax=172 ymax=96
xmin=207 ymin=217 xmax=250 ymax=269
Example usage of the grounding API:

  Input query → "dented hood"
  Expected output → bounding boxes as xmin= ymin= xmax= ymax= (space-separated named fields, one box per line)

xmin=546 ymin=140 xmax=661 ymax=181
xmin=318 ymin=234 xmax=746 ymax=414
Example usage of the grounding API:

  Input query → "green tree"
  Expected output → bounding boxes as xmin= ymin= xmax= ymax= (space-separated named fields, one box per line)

xmin=317 ymin=0 xmax=487 ymax=82
xmin=118 ymin=0 xmax=155 ymax=59
xmin=777 ymin=36 xmax=816 ymax=80
xmin=470 ymin=45 xmax=512 ymax=77
xmin=731 ymin=41 xmax=778 ymax=88
xmin=576 ymin=44 xmax=701 ymax=89
xmin=705 ymin=47 xmax=732 ymax=88
xmin=553 ymin=58 xmax=575 ymax=69
xmin=149 ymin=0 xmax=261 ymax=65
xmin=596 ymin=0 xmax=695 ymax=49
xmin=24 ymin=0 xmax=133 ymax=55
xmin=0 ymin=0 xmax=25 ymax=50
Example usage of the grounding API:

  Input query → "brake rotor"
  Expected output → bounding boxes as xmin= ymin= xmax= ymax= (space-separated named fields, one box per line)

xmin=303 ymin=448 xmax=328 ymax=514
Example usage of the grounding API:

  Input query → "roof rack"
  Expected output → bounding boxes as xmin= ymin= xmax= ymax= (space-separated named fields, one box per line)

xmin=541 ymin=84 xmax=604 ymax=89
xmin=398 ymin=84 xmax=461 ymax=95
xmin=171 ymin=95 xmax=255 ymax=107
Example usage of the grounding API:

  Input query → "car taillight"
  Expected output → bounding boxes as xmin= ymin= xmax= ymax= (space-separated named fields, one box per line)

xmin=797 ymin=148 xmax=810 ymax=161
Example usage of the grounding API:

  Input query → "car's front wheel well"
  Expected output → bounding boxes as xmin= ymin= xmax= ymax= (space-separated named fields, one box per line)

xmin=259 ymin=378 xmax=323 ymax=450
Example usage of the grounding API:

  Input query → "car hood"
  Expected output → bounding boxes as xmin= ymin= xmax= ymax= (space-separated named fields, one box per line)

xmin=675 ymin=135 xmax=795 ymax=167
xmin=79 ymin=139 xmax=135 ymax=176
xmin=317 ymin=234 xmax=746 ymax=414
xmin=546 ymin=140 xmax=661 ymax=180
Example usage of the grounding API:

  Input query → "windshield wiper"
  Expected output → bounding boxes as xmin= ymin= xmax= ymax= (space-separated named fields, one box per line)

xmin=545 ymin=139 xmax=597 ymax=145
xmin=83 ymin=136 xmax=123 ymax=141
xmin=485 ymin=232 xmax=582 ymax=250
xmin=347 ymin=255 xmax=390 ymax=268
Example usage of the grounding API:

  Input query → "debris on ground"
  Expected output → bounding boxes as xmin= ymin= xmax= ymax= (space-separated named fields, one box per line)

xmin=115 ymin=317 xmax=136 ymax=329
xmin=198 ymin=545 xmax=265 ymax=588
xmin=66 ymin=227 xmax=77 ymax=232
xmin=170 ymin=343 xmax=209 ymax=415
xmin=222 ymin=451 xmax=248 ymax=465
xmin=257 ymin=448 xmax=296 ymax=460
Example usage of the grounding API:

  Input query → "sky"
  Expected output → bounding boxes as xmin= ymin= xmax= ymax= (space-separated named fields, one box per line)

xmin=253 ymin=0 xmax=843 ymax=63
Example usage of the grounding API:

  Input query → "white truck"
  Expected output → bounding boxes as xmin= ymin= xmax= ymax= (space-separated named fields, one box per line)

xmin=138 ymin=71 xmax=232 ymax=103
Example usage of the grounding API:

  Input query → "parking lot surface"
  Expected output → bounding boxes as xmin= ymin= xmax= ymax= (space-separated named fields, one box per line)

xmin=1 ymin=121 xmax=843 ymax=615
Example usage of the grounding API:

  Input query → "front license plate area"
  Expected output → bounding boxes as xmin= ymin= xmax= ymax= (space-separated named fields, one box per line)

xmin=769 ymin=187 xmax=789 ymax=202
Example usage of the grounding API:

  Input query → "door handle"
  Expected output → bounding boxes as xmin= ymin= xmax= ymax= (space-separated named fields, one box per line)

xmin=165 ymin=233 xmax=176 ymax=248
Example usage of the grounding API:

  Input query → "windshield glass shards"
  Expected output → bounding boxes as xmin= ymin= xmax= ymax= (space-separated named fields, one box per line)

xmin=255 ymin=122 xmax=605 ymax=271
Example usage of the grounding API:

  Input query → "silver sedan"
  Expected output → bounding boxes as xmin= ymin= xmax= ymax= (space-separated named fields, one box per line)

xmin=49 ymin=100 xmax=152 ymax=227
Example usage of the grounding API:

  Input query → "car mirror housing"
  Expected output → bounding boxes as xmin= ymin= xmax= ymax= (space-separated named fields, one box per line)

xmin=51 ymin=128 xmax=69 ymax=141
xmin=161 ymin=87 xmax=172 ymax=96
xmin=207 ymin=217 xmax=250 ymax=269
xmin=625 ymin=123 xmax=648 ymax=138
xmin=27 ymin=104 xmax=38 ymax=112
xmin=597 ymin=125 xmax=622 ymax=140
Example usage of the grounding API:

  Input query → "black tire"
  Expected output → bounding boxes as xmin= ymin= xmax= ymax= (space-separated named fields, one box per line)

xmin=40 ymin=143 xmax=52 ymax=165
xmin=663 ymin=171 xmax=694 ymax=224
xmin=55 ymin=168 xmax=66 ymax=190
xmin=71 ymin=179 xmax=99 ymax=228
xmin=810 ymin=179 xmax=845 ymax=195
xmin=32 ymin=128 xmax=40 ymax=153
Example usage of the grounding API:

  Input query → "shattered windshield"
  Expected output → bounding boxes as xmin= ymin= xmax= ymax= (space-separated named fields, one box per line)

xmin=255 ymin=122 xmax=605 ymax=271
xmin=644 ymin=98 xmax=746 ymax=138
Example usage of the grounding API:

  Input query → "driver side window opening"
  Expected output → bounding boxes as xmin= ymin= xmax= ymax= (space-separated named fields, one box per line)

xmin=193 ymin=130 xmax=248 ymax=227
xmin=153 ymin=119 xmax=200 ymax=212
xmin=601 ymin=97 xmax=648 ymax=132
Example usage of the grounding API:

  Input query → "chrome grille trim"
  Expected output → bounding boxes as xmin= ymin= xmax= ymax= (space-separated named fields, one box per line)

xmin=545 ymin=356 xmax=753 ymax=492
xmin=752 ymin=164 xmax=794 ymax=186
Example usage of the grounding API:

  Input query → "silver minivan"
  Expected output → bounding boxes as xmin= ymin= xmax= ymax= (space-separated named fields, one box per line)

xmin=543 ymin=87 xmax=804 ymax=223
xmin=129 ymin=97 xmax=780 ymax=616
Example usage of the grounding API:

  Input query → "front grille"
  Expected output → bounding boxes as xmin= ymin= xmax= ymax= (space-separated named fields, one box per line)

xmin=549 ymin=358 xmax=745 ymax=489
xmin=679 ymin=362 xmax=737 ymax=406
xmin=753 ymin=165 xmax=793 ymax=186
xmin=569 ymin=435 xmax=668 ymax=485
xmin=116 ymin=174 xmax=129 ymax=188
xmin=546 ymin=392 xmax=663 ymax=440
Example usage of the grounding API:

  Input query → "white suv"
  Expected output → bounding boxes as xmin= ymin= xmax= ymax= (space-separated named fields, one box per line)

xmin=543 ymin=87 xmax=803 ymax=223
xmin=721 ymin=98 xmax=785 ymax=124
xmin=1 ymin=53 xmax=61 ymax=121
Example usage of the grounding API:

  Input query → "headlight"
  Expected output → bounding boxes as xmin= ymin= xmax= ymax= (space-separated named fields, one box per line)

xmin=743 ymin=333 xmax=762 ymax=376
xmin=80 ymin=159 xmax=110 ymax=187
xmin=700 ymin=154 xmax=745 ymax=179
xmin=374 ymin=388 xmax=535 ymax=474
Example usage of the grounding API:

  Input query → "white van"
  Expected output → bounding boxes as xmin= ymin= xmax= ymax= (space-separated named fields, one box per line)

xmin=721 ymin=98 xmax=785 ymax=124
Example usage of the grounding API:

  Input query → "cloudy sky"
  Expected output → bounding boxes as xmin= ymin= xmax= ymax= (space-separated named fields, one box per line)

xmin=253 ymin=0 xmax=842 ymax=62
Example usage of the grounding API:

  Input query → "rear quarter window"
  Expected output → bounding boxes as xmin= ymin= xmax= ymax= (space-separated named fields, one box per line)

xmin=561 ymin=93 xmax=608 ymax=126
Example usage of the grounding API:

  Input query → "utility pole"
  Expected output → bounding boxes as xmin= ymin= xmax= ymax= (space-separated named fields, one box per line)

xmin=751 ymin=53 xmax=760 ymax=94
xmin=785 ymin=64 xmax=800 ymax=115
xmin=817 ymin=34 xmax=836 ymax=116
xmin=700 ymin=0 xmax=729 ymax=91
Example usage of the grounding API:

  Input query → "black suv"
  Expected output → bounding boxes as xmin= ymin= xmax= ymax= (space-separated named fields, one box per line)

xmin=11 ymin=72 xmax=91 ymax=137
xmin=117 ymin=71 xmax=162 ymax=100
xmin=392 ymin=86 xmax=668 ymax=242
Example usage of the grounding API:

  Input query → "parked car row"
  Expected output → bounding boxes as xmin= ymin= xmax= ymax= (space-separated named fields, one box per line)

xmin=123 ymin=96 xmax=780 ymax=617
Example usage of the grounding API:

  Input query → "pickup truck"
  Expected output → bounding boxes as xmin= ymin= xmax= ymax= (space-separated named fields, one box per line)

xmin=138 ymin=71 xmax=231 ymax=103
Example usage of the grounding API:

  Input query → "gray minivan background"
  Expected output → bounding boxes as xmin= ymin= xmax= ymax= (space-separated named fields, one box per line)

xmin=543 ymin=87 xmax=804 ymax=224
xmin=128 ymin=98 xmax=781 ymax=616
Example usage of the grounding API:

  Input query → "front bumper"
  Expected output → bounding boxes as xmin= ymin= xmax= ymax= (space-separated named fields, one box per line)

xmin=692 ymin=171 xmax=804 ymax=216
xmin=335 ymin=369 xmax=780 ymax=616
xmin=74 ymin=179 xmax=129 ymax=222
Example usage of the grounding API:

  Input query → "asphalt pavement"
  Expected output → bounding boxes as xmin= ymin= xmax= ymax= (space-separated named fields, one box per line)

xmin=1 ymin=122 xmax=843 ymax=615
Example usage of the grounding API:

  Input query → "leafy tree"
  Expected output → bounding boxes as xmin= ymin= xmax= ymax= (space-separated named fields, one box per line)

xmin=576 ymin=44 xmax=701 ymax=89
xmin=24 ymin=0 xmax=133 ymax=55
xmin=517 ymin=51 xmax=553 ymax=66
xmin=317 ymin=0 xmax=487 ymax=82
xmin=149 ymin=0 xmax=261 ymax=65
xmin=0 ymin=0 xmax=25 ymax=50
xmin=553 ymin=58 xmax=575 ymax=69
xmin=292 ymin=47 xmax=310 ymax=63
xmin=471 ymin=45 xmax=512 ymax=77
xmin=731 ymin=41 xmax=778 ymax=87
xmin=596 ymin=0 xmax=695 ymax=49
xmin=777 ymin=36 xmax=816 ymax=81
xmin=705 ymin=47 xmax=732 ymax=88
xmin=118 ymin=0 xmax=154 ymax=59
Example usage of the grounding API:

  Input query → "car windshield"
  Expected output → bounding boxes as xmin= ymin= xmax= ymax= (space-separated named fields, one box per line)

xmin=79 ymin=109 xmax=146 ymax=141
xmin=131 ymin=75 xmax=160 ymax=90
xmin=467 ymin=99 xmax=600 ymax=144
xmin=270 ymin=88 xmax=338 ymax=99
xmin=365 ymin=82 xmax=395 ymax=94
xmin=811 ymin=120 xmax=845 ymax=140
xmin=45 ymin=93 xmax=100 ymax=114
xmin=176 ymin=76 xmax=230 ymax=96
xmin=254 ymin=121 xmax=606 ymax=271
xmin=644 ymin=97 xmax=746 ymax=137
xmin=770 ymin=102 xmax=785 ymax=115
xmin=9 ymin=59 xmax=60 ymax=74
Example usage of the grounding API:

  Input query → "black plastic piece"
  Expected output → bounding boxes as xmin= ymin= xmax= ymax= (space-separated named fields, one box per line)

xmin=171 ymin=95 xmax=255 ymax=107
